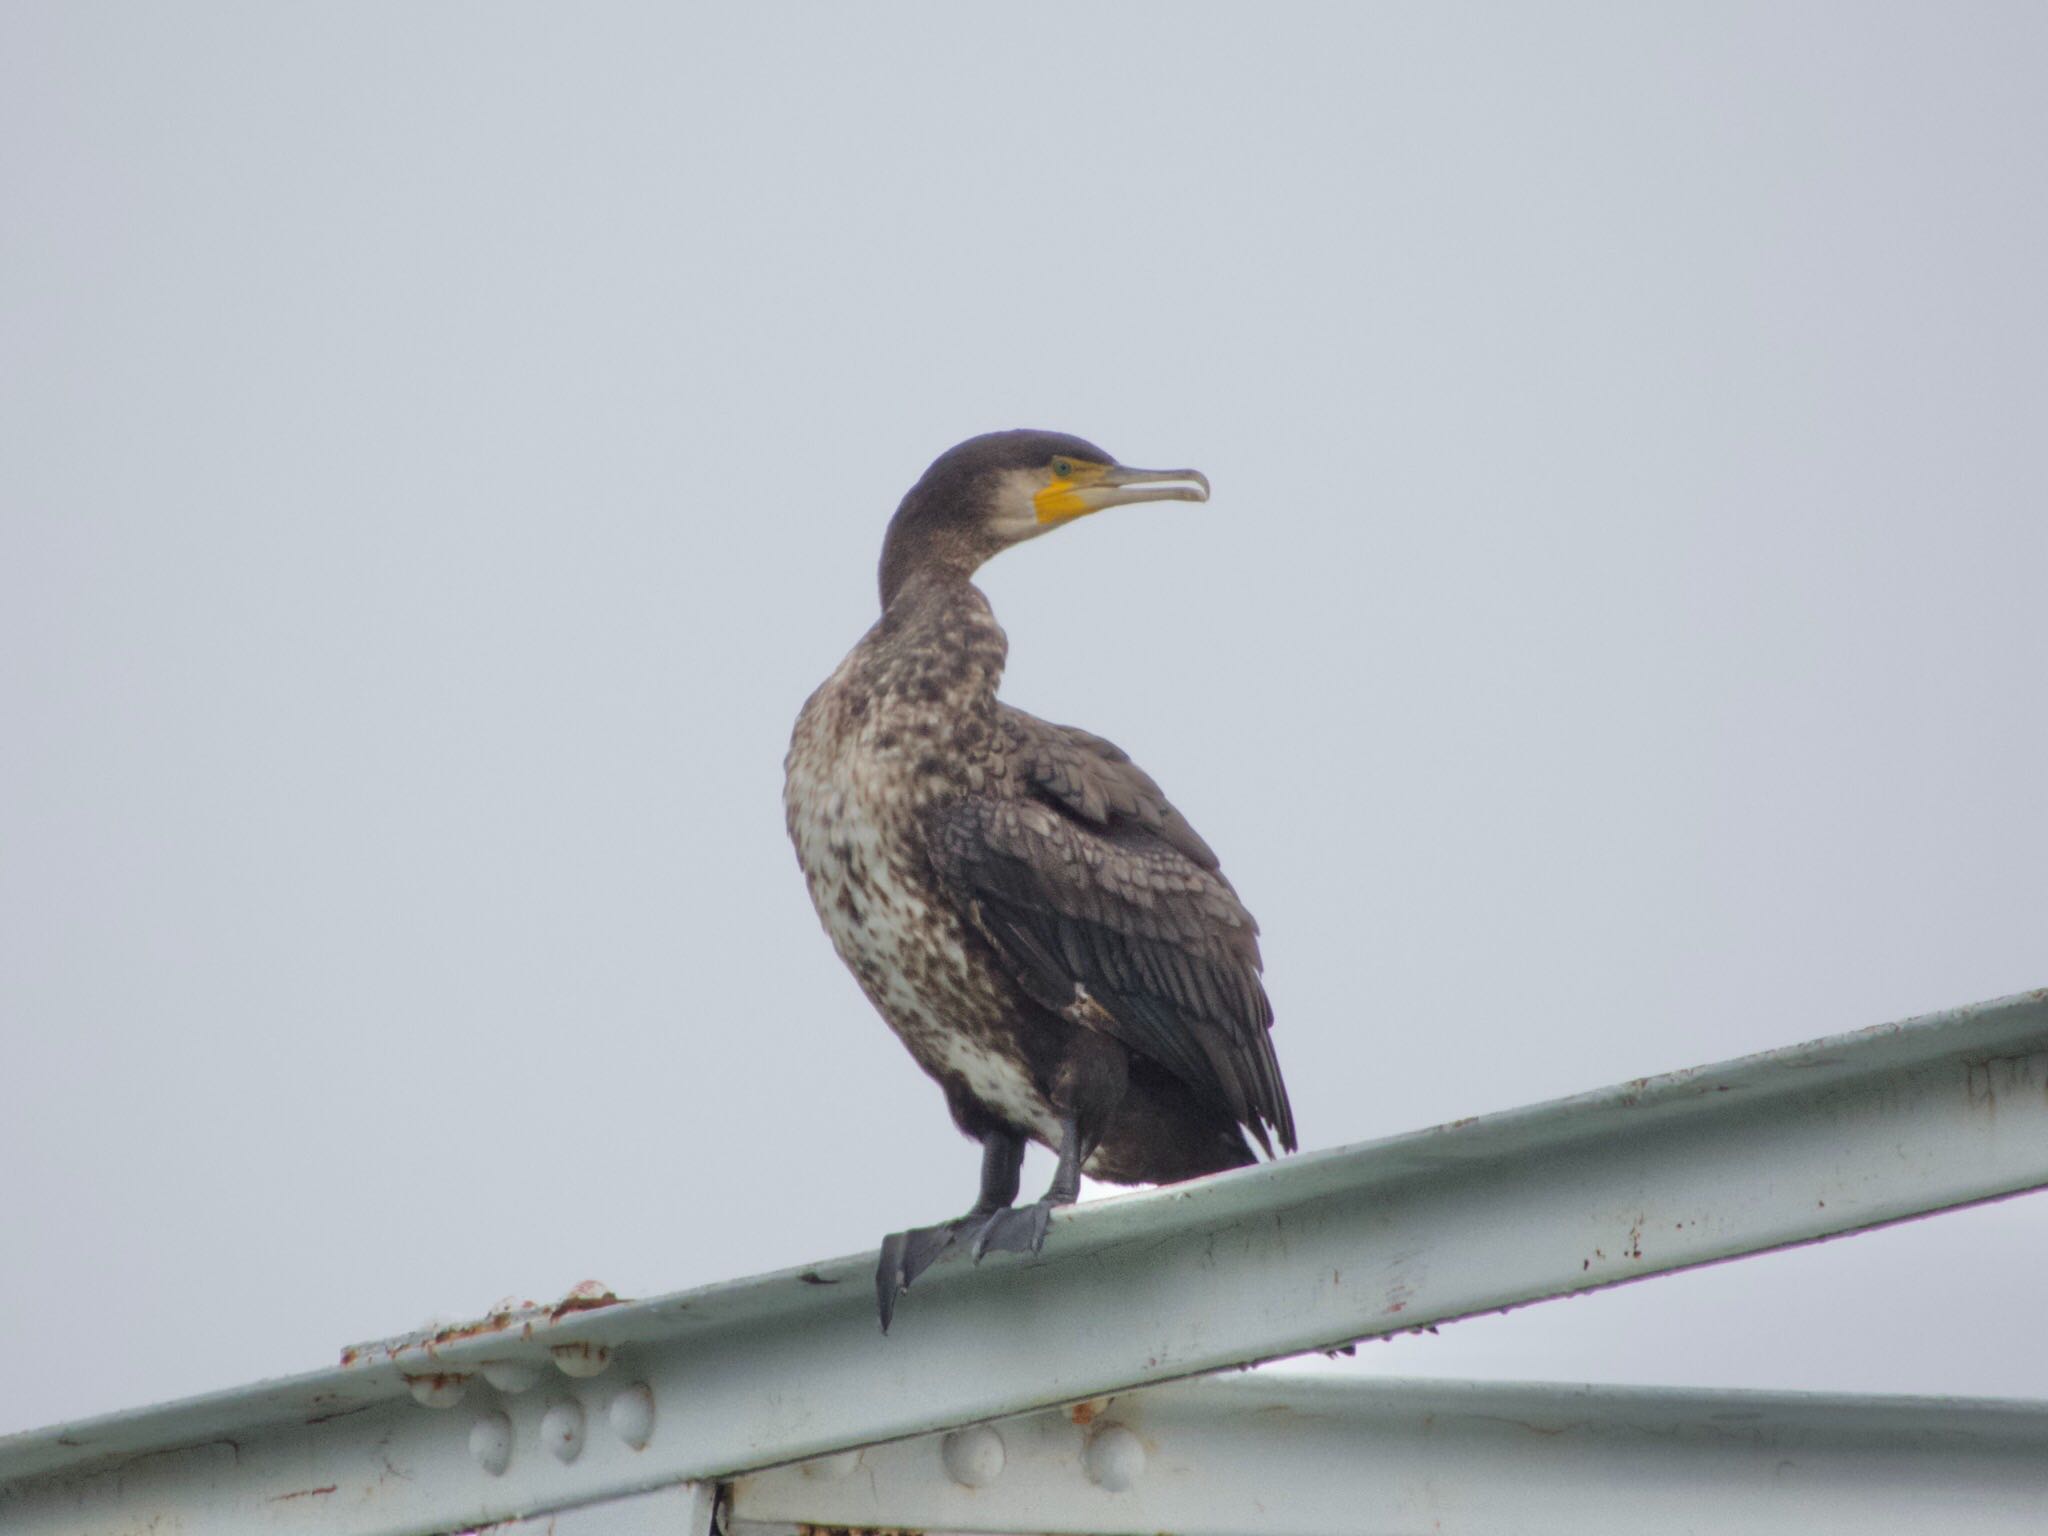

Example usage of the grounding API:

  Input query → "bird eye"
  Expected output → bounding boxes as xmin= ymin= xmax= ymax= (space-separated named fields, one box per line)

xmin=1052 ymin=458 xmax=1074 ymax=478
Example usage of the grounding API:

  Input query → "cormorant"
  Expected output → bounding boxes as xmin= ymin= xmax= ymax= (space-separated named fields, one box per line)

xmin=784 ymin=430 xmax=1296 ymax=1329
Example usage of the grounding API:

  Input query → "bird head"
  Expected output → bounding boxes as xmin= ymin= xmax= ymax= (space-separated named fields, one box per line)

xmin=879 ymin=430 xmax=1210 ymax=609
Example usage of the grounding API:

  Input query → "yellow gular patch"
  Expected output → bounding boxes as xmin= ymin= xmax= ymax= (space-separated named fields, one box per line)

xmin=1033 ymin=479 xmax=1091 ymax=524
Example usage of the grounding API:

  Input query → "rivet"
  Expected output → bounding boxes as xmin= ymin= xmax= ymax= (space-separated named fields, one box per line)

xmin=558 ymin=1278 xmax=616 ymax=1308
xmin=469 ymin=1411 xmax=513 ymax=1475
xmin=481 ymin=1362 xmax=541 ymax=1394
xmin=1083 ymin=1423 xmax=1145 ymax=1492
xmin=542 ymin=1398 xmax=587 ymax=1463
xmin=799 ymin=1449 xmax=862 ymax=1480
xmin=608 ymin=1383 xmax=655 ymax=1450
xmin=941 ymin=1424 xmax=1004 ymax=1488
xmin=552 ymin=1342 xmax=612 ymax=1379
xmin=406 ymin=1374 xmax=468 ymax=1409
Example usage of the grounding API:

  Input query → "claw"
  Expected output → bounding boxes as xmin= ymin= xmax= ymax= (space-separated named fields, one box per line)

xmin=876 ymin=1191 xmax=1065 ymax=1329
xmin=876 ymin=1231 xmax=909 ymax=1333
xmin=874 ymin=1220 xmax=970 ymax=1331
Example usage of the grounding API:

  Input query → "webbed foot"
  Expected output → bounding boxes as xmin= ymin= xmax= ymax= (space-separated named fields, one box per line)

xmin=969 ymin=1198 xmax=1060 ymax=1261
xmin=876 ymin=1215 xmax=981 ymax=1332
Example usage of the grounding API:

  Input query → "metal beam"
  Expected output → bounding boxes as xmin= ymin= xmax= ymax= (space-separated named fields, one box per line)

xmin=4 ymin=988 xmax=2045 ymax=1534
xmin=731 ymin=1374 xmax=2048 ymax=1536
xmin=497 ymin=1483 xmax=713 ymax=1536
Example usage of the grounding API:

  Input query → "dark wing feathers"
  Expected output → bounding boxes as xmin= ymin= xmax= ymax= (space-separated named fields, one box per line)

xmin=1008 ymin=715 xmax=1221 ymax=871
xmin=924 ymin=707 xmax=1296 ymax=1155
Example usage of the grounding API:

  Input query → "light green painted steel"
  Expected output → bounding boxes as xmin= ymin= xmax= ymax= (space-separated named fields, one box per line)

xmin=732 ymin=1375 xmax=2048 ymax=1536
xmin=3 ymin=988 xmax=2045 ymax=1534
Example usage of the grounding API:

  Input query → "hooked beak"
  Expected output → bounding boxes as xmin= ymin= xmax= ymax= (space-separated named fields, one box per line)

xmin=1034 ymin=464 xmax=1212 ymax=525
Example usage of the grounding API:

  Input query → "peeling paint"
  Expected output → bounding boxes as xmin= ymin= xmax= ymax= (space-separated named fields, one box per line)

xmin=550 ymin=1280 xmax=624 ymax=1321
xmin=341 ymin=1281 xmax=630 ymax=1370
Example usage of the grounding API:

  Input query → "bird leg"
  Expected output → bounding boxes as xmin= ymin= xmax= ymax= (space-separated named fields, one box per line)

xmin=876 ymin=1129 xmax=1024 ymax=1331
xmin=969 ymin=1113 xmax=1089 ymax=1261
xmin=968 ymin=1035 xmax=1126 ymax=1261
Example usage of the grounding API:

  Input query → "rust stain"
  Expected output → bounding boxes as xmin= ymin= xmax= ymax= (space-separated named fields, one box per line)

xmin=1966 ymin=1049 xmax=2048 ymax=1115
xmin=306 ymin=1403 xmax=375 ymax=1426
xmin=403 ymin=1372 xmax=468 ymax=1400
xmin=426 ymin=1311 xmax=518 ymax=1347
xmin=269 ymin=1485 xmax=338 ymax=1503
xmin=1068 ymin=1398 xmax=1110 ymax=1426
xmin=342 ymin=1281 xmax=628 ymax=1369
xmin=551 ymin=1283 xmax=624 ymax=1321
xmin=71 ymin=1436 xmax=244 ymax=1489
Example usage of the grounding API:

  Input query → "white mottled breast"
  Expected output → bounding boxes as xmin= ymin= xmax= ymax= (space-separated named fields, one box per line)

xmin=784 ymin=644 xmax=1059 ymax=1144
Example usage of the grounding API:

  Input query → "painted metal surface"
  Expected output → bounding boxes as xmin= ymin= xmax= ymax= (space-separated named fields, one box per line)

xmin=732 ymin=1374 xmax=2048 ymax=1535
xmin=499 ymin=1483 xmax=713 ymax=1536
xmin=0 ymin=1371 xmax=715 ymax=1536
xmin=3 ymin=988 xmax=2045 ymax=1534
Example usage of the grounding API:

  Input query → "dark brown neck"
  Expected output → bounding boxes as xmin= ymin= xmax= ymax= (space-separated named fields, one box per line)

xmin=877 ymin=496 xmax=994 ymax=612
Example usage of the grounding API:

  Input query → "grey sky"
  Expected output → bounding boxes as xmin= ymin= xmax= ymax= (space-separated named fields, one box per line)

xmin=3 ymin=4 xmax=2044 ymax=1436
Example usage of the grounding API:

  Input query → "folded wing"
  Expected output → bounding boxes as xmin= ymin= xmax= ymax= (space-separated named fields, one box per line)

xmin=923 ymin=706 xmax=1296 ymax=1155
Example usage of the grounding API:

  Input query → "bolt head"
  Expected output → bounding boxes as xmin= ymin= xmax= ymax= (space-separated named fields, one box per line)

xmin=941 ymin=1424 xmax=1005 ymax=1487
xmin=609 ymin=1383 xmax=656 ymax=1450
xmin=1084 ymin=1423 xmax=1146 ymax=1492
xmin=406 ymin=1374 xmax=468 ymax=1409
xmin=481 ymin=1361 xmax=541 ymax=1394
xmin=552 ymin=1342 xmax=613 ymax=1378
xmin=468 ymin=1411 xmax=513 ymax=1476
xmin=542 ymin=1398 xmax=588 ymax=1463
